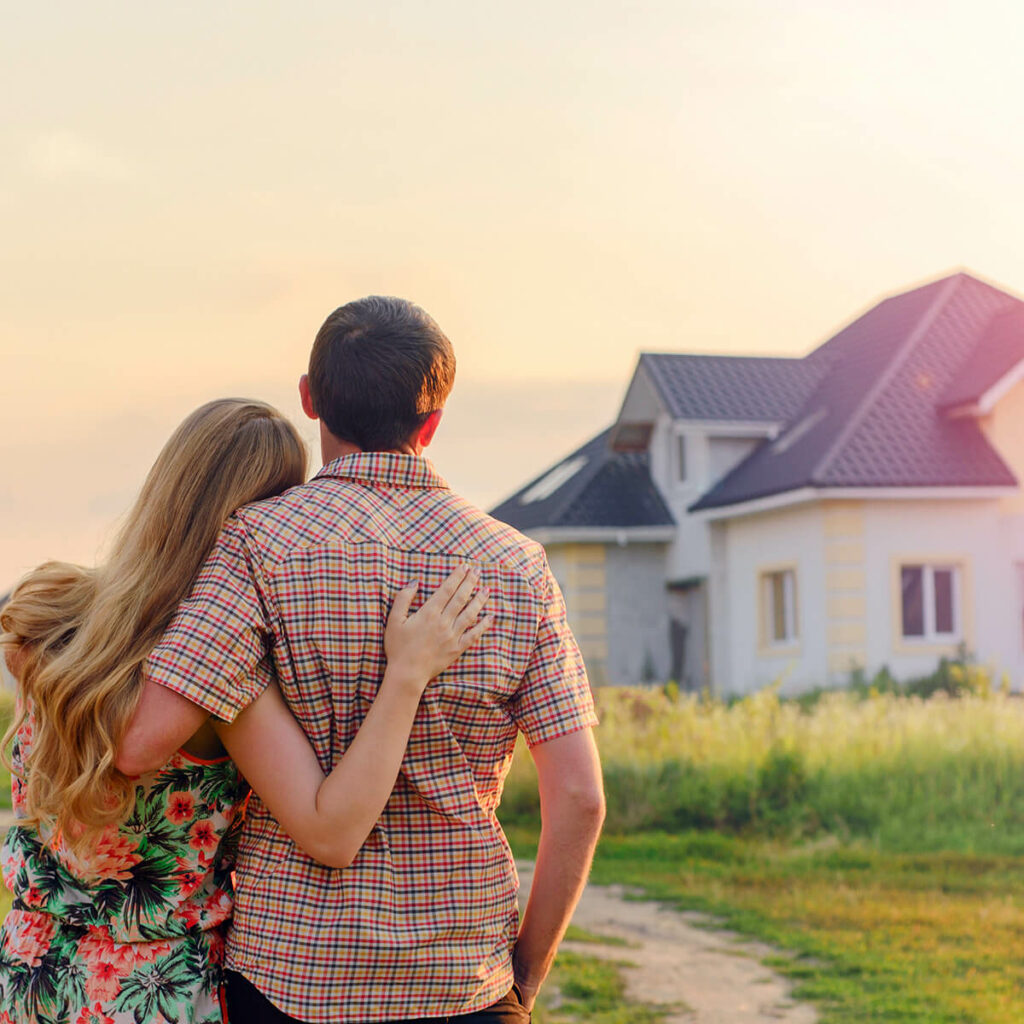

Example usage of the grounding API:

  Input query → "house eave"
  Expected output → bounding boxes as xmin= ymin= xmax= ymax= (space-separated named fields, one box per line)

xmin=692 ymin=485 xmax=1018 ymax=522
xmin=524 ymin=525 xmax=676 ymax=546
xmin=677 ymin=419 xmax=781 ymax=436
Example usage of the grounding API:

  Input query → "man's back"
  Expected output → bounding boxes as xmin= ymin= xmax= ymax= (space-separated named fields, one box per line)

xmin=147 ymin=452 xmax=597 ymax=1023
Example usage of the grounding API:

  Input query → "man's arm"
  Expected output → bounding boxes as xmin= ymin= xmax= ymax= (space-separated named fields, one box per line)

xmin=116 ymin=517 xmax=273 ymax=776
xmin=513 ymin=727 xmax=605 ymax=1010
xmin=116 ymin=676 xmax=209 ymax=776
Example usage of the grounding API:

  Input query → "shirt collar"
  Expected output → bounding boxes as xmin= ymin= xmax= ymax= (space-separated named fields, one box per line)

xmin=313 ymin=452 xmax=450 ymax=491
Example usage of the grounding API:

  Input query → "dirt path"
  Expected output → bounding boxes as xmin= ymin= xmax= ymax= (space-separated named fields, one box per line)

xmin=517 ymin=861 xmax=818 ymax=1024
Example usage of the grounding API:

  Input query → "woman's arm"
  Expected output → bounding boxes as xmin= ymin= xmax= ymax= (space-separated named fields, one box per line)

xmin=212 ymin=565 xmax=490 ymax=867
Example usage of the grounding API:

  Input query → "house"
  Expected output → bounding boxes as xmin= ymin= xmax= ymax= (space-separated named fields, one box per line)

xmin=491 ymin=271 xmax=1024 ymax=694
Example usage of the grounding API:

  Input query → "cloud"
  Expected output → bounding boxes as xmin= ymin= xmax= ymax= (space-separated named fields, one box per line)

xmin=24 ymin=131 xmax=133 ymax=184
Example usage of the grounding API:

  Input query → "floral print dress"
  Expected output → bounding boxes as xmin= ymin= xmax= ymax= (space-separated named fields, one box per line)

xmin=0 ymin=712 xmax=248 ymax=1024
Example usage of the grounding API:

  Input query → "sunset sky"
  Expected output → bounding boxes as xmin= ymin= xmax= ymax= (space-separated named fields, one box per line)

xmin=4 ymin=1 xmax=1024 ymax=589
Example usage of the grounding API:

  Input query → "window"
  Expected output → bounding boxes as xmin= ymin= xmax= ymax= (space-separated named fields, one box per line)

xmin=762 ymin=569 xmax=798 ymax=645
xmin=519 ymin=456 xmax=588 ymax=504
xmin=677 ymin=434 xmax=687 ymax=482
xmin=900 ymin=564 xmax=959 ymax=641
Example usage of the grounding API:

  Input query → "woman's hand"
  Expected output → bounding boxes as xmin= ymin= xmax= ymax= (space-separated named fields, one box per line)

xmin=384 ymin=565 xmax=492 ymax=693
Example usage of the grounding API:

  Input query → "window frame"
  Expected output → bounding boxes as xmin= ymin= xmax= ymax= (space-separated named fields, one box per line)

xmin=758 ymin=565 xmax=800 ymax=653
xmin=896 ymin=560 xmax=964 ymax=646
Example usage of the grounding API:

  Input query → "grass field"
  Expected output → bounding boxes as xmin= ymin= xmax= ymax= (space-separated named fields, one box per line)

xmin=3 ymin=680 xmax=1024 ymax=1020
xmin=530 ymin=830 xmax=1024 ymax=1024
xmin=503 ymin=676 xmax=1024 ymax=1023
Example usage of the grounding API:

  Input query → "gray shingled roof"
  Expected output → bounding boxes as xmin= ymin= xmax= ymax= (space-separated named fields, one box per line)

xmin=692 ymin=272 xmax=1020 ymax=510
xmin=640 ymin=352 xmax=825 ymax=423
xmin=490 ymin=429 xmax=675 ymax=533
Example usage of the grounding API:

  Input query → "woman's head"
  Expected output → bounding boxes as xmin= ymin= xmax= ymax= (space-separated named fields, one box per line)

xmin=0 ymin=398 xmax=306 ymax=860
xmin=116 ymin=398 xmax=307 ymax=583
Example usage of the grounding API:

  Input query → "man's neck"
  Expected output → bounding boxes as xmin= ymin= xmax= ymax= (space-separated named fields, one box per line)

xmin=318 ymin=426 xmax=422 ymax=466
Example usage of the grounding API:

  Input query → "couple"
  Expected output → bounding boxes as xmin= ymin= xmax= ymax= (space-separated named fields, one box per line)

xmin=0 ymin=297 xmax=605 ymax=1024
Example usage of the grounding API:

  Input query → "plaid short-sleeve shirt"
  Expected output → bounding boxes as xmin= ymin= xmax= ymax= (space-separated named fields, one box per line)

xmin=145 ymin=453 xmax=598 ymax=1023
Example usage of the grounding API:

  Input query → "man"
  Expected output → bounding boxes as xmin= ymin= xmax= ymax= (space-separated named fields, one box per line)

xmin=117 ymin=296 xmax=605 ymax=1024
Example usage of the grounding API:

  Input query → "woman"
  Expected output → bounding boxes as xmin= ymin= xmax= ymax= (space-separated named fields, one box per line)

xmin=0 ymin=398 xmax=489 ymax=1024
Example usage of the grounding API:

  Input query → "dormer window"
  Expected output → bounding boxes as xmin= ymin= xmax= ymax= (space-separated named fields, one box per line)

xmin=519 ymin=456 xmax=588 ymax=505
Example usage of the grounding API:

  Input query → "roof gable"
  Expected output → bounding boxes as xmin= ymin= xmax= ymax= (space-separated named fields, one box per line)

xmin=939 ymin=306 xmax=1024 ymax=413
xmin=693 ymin=272 xmax=1020 ymax=510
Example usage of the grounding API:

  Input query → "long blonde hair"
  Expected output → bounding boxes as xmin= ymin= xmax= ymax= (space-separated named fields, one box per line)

xmin=0 ymin=399 xmax=307 ymax=856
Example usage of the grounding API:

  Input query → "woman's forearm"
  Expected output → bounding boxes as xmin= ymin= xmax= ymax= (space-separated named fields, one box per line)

xmin=213 ymin=668 xmax=426 ymax=868
xmin=309 ymin=665 xmax=425 ymax=863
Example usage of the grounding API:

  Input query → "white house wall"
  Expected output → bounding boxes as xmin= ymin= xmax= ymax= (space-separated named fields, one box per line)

xmin=709 ymin=503 xmax=828 ymax=696
xmin=861 ymin=499 xmax=1022 ymax=684
xmin=651 ymin=415 xmax=712 ymax=581
xmin=605 ymin=542 xmax=672 ymax=686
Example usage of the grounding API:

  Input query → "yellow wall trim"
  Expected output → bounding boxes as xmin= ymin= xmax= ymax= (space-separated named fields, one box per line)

xmin=829 ymin=650 xmax=866 ymax=673
xmin=827 ymin=568 xmax=866 ymax=592
xmin=564 ymin=543 xmax=606 ymax=565
xmin=825 ymin=541 xmax=865 ymax=565
xmin=823 ymin=502 xmax=865 ymax=539
xmin=828 ymin=595 xmax=866 ymax=619
xmin=828 ymin=622 xmax=867 ymax=646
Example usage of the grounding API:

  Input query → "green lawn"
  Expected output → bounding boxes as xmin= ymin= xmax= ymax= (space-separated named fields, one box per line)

xmin=508 ymin=827 xmax=1024 ymax=1024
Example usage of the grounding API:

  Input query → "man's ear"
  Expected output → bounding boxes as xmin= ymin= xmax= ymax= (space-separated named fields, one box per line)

xmin=417 ymin=410 xmax=443 ymax=450
xmin=299 ymin=375 xmax=317 ymax=420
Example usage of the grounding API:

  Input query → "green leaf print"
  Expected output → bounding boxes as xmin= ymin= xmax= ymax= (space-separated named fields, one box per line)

xmin=121 ymin=852 xmax=179 ymax=930
xmin=114 ymin=942 xmax=202 ymax=1024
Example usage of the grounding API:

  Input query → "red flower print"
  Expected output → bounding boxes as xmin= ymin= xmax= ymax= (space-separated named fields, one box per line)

xmin=1 ymin=846 xmax=27 ymax=890
xmin=206 ymin=926 xmax=226 ymax=964
xmin=88 ymin=829 xmax=142 ymax=881
xmin=173 ymin=902 xmax=203 ymax=929
xmin=174 ymin=856 xmax=203 ymax=893
xmin=132 ymin=938 xmax=173 ymax=964
xmin=201 ymin=889 xmax=233 ymax=927
xmin=23 ymin=885 xmax=46 ymax=908
xmin=78 ymin=927 xmax=136 ymax=975
xmin=75 ymin=1006 xmax=114 ymax=1024
xmin=189 ymin=819 xmax=218 ymax=854
xmin=165 ymin=791 xmax=195 ymax=825
xmin=3 ymin=909 xmax=55 ymax=967
xmin=83 ymin=959 xmax=122 ymax=1004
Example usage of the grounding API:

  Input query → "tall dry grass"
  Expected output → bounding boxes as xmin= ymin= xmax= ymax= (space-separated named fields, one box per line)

xmin=500 ymin=668 xmax=1024 ymax=853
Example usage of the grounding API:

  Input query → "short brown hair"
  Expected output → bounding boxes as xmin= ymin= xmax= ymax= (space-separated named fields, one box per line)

xmin=308 ymin=296 xmax=456 ymax=451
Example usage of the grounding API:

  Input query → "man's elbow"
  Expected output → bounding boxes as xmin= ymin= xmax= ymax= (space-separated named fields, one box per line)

xmin=579 ymin=783 xmax=606 ymax=831
xmin=549 ymin=778 xmax=606 ymax=833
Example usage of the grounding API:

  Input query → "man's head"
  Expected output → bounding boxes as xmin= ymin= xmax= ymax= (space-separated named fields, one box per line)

xmin=300 ymin=296 xmax=456 ymax=455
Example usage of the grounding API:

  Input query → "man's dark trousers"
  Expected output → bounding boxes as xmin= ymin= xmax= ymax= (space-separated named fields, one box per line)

xmin=225 ymin=971 xmax=531 ymax=1023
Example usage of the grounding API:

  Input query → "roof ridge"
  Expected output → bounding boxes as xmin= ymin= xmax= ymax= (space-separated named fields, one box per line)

xmin=808 ymin=273 xmax=964 ymax=484
xmin=641 ymin=351 xmax=803 ymax=363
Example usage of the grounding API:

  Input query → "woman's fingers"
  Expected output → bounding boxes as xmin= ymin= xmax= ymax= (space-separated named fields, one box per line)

xmin=458 ymin=615 xmax=494 ymax=652
xmin=452 ymin=587 xmax=489 ymax=634
xmin=389 ymin=582 xmax=418 ymax=624
xmin=427 ymin=564 xmax=472 ymax=614
xmin=440 ymin=565 xmax=480 ymax=618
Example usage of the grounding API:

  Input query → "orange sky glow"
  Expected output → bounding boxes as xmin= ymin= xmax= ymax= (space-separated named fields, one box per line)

xmin=5 ymin=1 xmax=1024 ymax=589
